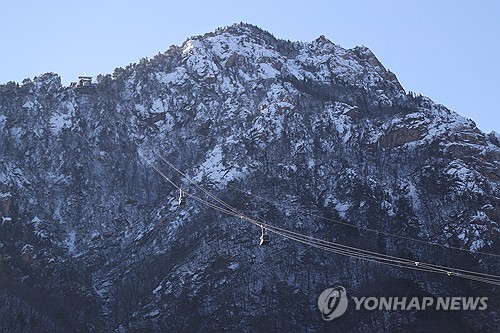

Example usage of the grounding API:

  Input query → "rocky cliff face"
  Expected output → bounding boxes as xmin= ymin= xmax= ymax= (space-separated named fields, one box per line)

xmin=0 ymin=23 xmax=498 ymax=332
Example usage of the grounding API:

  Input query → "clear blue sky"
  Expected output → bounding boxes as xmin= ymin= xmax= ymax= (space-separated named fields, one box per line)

xmin=1 ymin=0 xmax=498 ymax=133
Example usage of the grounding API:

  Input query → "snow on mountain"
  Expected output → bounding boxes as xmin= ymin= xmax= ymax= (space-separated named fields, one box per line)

xmin=0 ymin=23 xmax=498 ymax=332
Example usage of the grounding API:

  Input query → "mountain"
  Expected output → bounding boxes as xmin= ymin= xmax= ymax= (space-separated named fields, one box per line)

xmin=0 ymin=23 xmax=498 ymax=332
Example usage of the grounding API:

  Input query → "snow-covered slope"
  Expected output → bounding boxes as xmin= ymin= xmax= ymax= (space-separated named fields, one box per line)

xmin=0 ymin=23 xmax=498 ymax=332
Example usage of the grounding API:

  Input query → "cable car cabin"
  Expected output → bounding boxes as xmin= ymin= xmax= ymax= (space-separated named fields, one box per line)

xmin=178 ymin=189 xmax=185 ymax=206
xmin=260 ymin=233 xmax=270 ymax=246
xmin=259 ymin=225 xmax=270 ymax=246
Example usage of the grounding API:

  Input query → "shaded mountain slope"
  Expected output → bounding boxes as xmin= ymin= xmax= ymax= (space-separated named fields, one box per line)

xmin=0 ymin=23 xmax=498 ymax=332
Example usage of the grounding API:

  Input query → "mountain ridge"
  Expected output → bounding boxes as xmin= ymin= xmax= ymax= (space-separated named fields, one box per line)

xmin=0 ymin=23 xmax=498 ymax=332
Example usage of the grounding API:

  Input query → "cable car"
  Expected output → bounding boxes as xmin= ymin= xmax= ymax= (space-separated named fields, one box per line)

xmin=260 ymin=225 xmax=270 ymax=246
xmin=178 ymin=189 xmax=185 ymax=206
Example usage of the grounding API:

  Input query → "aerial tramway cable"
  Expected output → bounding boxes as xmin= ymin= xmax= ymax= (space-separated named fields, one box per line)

xmin=157 ymin=148 xmax=499 ymax=259
xmin=225 ymin=184 xmax=500 ymax=259
xmin=142 ymin=152 xmax=500 ymax=286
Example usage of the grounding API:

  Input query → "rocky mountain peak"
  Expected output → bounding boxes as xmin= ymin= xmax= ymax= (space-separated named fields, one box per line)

xmin=0 ymin=23 xmax=498 ymax=332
